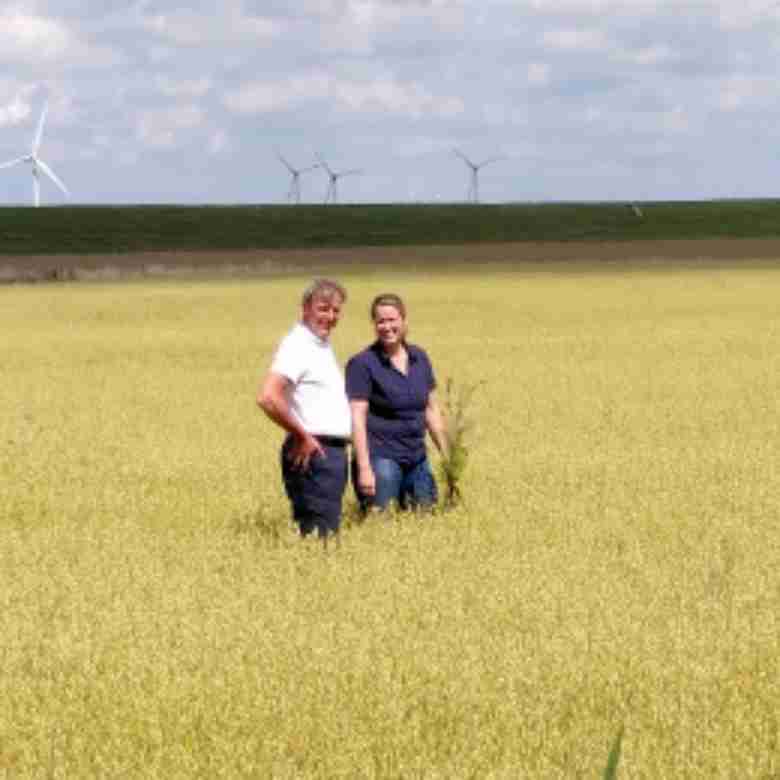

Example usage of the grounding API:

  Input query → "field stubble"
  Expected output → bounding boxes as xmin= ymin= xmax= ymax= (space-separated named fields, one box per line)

xmin=1 ymin=256 xmax=778 ymax=777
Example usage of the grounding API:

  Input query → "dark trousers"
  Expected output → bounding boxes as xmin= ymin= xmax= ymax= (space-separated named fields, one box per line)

xmin=281 ymin=435 xmax=348 ymax=537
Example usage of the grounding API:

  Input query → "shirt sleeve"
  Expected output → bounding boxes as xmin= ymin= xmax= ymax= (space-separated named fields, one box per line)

xmin=423 ymin=350 xmax=436 ymax=392
xmin=345 ymin=354 xmax=371 ymax=400
xmin=269 ymin=334 xmax=305 ymax=384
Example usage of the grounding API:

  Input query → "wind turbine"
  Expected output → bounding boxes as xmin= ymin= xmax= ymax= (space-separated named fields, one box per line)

xmin=276 ymin=151 xmax=319 ymax=204
xmin=0 ymin=101 xmax=69 ymax=207
xmin=316 ymin=153 xmax=362 ymax=204
xmin=453 ymin=148 xmax=505 ymax=204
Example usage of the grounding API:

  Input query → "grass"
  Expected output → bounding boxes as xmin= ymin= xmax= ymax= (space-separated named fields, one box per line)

xmin=1 ymin=260 xmax=779 ymax=777
xmin=3 ymin=200 xmax=780 ymax=255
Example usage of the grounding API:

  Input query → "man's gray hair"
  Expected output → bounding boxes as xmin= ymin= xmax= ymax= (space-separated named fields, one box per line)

xmin=301 ymin=278 xmax=347 ymax=306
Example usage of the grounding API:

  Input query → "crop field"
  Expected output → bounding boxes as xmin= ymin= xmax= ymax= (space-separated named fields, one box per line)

xmin=1 ymin=255 xmax=779 ymax=777
xmin=3 ymin=199 xmax=780 ymax=258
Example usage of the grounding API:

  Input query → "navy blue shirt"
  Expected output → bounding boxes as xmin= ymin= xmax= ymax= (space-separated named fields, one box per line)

xmin=345 ymin=342 xmax=436 ymax=466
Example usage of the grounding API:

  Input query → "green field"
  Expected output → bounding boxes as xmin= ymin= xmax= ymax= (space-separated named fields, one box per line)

xmin=1 ymin=262 xmax=778 ymax=777
xmin=3 ymin=200 xmax=780 ymax=255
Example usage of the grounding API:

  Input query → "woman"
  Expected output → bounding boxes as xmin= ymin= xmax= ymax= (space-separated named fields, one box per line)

xmin=346 ymin=293 xmax=448 ymax=512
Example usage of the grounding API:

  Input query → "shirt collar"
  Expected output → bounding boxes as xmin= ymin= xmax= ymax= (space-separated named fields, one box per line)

xmin=296 ymin=321 xmax=328 ymax=346
xmin=372 ymin=340 xmax=418 ymax=365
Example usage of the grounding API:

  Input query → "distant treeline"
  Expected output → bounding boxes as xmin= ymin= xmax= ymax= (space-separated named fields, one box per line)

xmin=2 ymin=201 xmax=780 ymax=255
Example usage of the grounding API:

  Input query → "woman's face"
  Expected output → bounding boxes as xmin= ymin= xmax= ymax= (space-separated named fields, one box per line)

xmin=373 ymin=304 xmax=406 ymax=349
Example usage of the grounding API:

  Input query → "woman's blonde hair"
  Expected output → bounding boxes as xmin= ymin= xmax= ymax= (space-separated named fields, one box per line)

xmin=370 ymin=293 xmax=406 ymax=320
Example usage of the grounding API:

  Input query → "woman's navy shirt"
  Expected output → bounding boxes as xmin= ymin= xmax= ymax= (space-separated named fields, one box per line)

xmin=345 ymin=342 xmax=436 ymax=466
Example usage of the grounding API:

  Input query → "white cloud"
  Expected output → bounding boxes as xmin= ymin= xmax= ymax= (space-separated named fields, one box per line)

xmin=660 ymin=106 xmax=690 ymax=133
xmin=542 ymin=28 xmax=607 ymax=51
xmin=208 ymin=129 xmax=229 ymax=155
xmin=394 ymin=134 xmax=455 ymax=158
xmin=716 ymin=0 xmax=780 ymax=29
xmin=345 ymin=0 xmax=466 ymax=29
xmin=142 ymin=6 xmax=281 ymax=46
xmin=581 ymin=106 xmax=602 ymax=123
xmin=309 ymin=0 xmax=467 ymax=54
xmin=527 ymin=62 xmax=550 ymax=86
xmin=224 ymin=72 xmax=464 ymax=118
xmin=0 ymin=10 xmax=72 ymax=61
xmin=302 ymin=0 xmax=466 ymax=25
xmin=0 ymin=95 xmax=32 ymax=127
xmin=337 ymin=78 xmax=463 ymax=118
xmin=0 ymin=8 xmax=122 ymax=66
xmin=717 ymin=75 xmax=775 ymax=111
xmin=136 ymin=105 xmax=205 ymax=148
xmin=619 ymin=44 xmax=676 ymax=67
xmin=146 ymin=45 xmax=175 ymax=64
xmin=155 ymin=76 xmax=212 ymax=99
xmin=223 ymin=75 xmax=329 ymax=113
xmin=528 ymin=0 xmax=666 ymax=12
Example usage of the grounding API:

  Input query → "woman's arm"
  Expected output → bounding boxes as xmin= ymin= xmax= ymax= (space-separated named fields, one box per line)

xmin=350 ymin=399 xmax=375 ymax=496
xmin=425 ymin=390 xmax=449 ymax=457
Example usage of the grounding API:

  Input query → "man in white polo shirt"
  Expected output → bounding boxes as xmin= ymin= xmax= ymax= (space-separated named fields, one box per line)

xmin=257 ymin=279 xmax=351 ymax=539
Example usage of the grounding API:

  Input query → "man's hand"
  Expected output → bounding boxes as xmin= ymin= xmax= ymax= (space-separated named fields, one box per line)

xmin=259 ymin=373 xmax=325 ymax=471
xmin=289 ymin=433 xmax=325 ymax=471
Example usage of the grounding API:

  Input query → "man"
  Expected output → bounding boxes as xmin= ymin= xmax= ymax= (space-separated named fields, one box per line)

xmin=257 ymin=279 xmax=351 ymax=539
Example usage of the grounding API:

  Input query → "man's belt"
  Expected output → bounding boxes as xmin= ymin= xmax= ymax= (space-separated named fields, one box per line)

xmin=316 ymin=436 xmax=349 ymax=448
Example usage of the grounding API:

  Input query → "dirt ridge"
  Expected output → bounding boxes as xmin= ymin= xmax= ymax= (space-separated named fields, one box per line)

xmin=2 ymin=239 xmax=779 ymax=283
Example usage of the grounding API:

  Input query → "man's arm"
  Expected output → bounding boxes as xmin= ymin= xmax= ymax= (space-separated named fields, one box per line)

xmin=257 ymin=372 xmax=324 ymax=469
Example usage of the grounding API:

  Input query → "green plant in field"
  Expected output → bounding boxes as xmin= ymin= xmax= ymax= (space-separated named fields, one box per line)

xmin=603 ymin=726 xmax=624 ymax=779
xmin=437 ymin=377 xmax=481 ymax=508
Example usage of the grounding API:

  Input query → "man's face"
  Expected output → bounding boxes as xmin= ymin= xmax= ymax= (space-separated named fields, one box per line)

xmin=302 ymin=294 xmax=343 ymax=340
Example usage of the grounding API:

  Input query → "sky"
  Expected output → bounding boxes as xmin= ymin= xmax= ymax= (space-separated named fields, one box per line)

xmin=2 ymin=0 xmax=780 ymax=205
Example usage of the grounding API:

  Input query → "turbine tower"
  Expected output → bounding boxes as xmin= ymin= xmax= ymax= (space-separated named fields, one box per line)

xmin=317 ymin=153 xmax=362 ymax=204
xmin=276 ymin=151 xmax=319 ymax=204
xmin=453 ymin=148 xmax=504 ymax=204
xmin=0 ymin=101 xmax=70 ymax=207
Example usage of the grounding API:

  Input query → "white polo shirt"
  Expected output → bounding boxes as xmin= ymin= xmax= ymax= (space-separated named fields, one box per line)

xmin=270 ymin=322 xmax=351 ymax=439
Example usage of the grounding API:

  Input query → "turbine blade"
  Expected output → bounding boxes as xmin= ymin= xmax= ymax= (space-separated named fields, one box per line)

xmin=36 ymin=158 xmax=70 ymax=196
xmin=453 ymin=148 xmax=473 ymax=166
xmin=0 ymin=156 xmax=28 ymax=170
xmin=315 ymin=152 xmax=333 ymax=175
xmin=276 ymin=151 xmax=295 ymax=174
xmin=478 ymin=155 xmax=506 ymax=168
xmin=33 ymin=101 xmax=49 ymax=154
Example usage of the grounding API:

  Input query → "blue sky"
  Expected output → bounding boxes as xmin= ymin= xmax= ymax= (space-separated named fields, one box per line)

xmin=2 ymin=0 xmax=780 ymax=205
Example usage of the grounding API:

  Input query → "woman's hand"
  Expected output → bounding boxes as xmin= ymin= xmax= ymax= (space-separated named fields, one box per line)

xmin=357 ymin=464 xmax=376 ymax=496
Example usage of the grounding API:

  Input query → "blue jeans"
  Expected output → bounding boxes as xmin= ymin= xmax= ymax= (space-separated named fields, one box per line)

xmin=353 ymin=456 xmax=438 ymax=513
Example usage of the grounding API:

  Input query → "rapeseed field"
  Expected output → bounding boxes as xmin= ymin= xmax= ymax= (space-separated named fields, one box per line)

xmin=1 ymin=262 xmax=778 ymax=777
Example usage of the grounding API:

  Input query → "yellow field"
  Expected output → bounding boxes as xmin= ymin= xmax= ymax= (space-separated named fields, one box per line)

xmin=1 ymin=261 xmax=778 ymax=778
